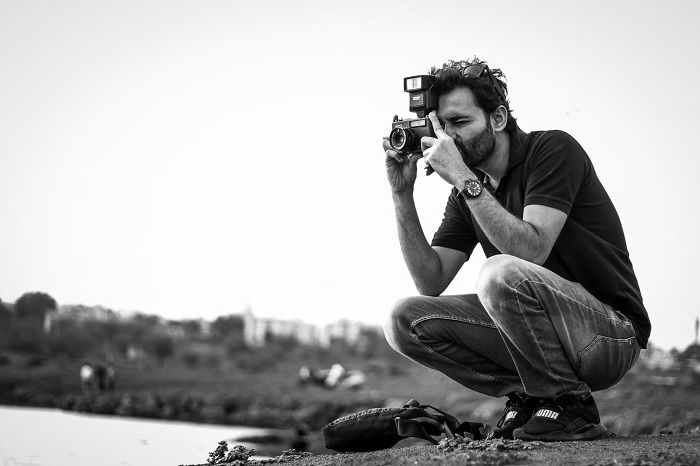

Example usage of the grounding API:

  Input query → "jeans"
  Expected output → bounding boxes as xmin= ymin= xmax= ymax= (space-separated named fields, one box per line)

xmin=384 ymin=254 xmax=640 ymax=399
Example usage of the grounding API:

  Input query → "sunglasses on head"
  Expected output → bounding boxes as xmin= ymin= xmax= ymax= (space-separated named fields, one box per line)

xmin=441 ymin=64 xmax=507 ymax=103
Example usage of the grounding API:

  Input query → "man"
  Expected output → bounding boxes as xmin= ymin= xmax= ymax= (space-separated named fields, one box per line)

xmin=382 ymin=58 xmax=650 ymax=441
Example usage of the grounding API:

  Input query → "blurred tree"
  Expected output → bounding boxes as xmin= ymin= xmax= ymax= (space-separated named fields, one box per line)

xmin=8 ymin=320 xmax=45 ymax=354
xmin=0 ymin=298 xmax=16 ymax=350
xmin=0 ymin=297 xmax=9 ymax=314
xmin=132 ymin=313 xmax=161 ymax=329
xmin=213 ymin=315 xmax=246 ymax=354
xmin=15 ymin=292 xmax=57 ymax=331
xmin=146 ymin=334 xmax=174 ymax=363
xmin=47 ymin=320 xmax=97 ymax=358
xmin=181 ymin=350 xmax=201 ymax=368
xmin=7 ymin=292 xmax=57 ymax=353
xmin=212 ymin=315 xmax=244 ymax=340
xmin=181 ymin=319 xmax=202 ymax=336
xmin=99 ymin=319 xmax=123 ymax=344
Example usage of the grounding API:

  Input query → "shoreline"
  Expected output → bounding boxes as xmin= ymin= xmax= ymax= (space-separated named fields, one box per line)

xmin=0 ymin=388 xmax=375 ymax=432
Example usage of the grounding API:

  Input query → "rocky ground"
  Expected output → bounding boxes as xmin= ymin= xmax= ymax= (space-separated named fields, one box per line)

xmin=188 ymin=433 xmax=700 ymax=466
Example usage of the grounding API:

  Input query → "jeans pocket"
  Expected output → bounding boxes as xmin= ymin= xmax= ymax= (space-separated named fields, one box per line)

xmin=576 ymin=335 xmax=636 ymax=391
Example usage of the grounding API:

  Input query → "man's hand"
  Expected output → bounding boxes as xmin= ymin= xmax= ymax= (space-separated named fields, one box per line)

xmin=384 ymin=137 xmax=423 ymax=194
xmin=421 ymin=111 xmax=470 ymax=186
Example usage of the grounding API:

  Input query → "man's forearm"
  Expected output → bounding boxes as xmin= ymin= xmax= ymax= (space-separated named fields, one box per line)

xmin=393 ymin=192 xmax=444 ymax=295
xmin=455 ymin=173 xmax=546 ymax=263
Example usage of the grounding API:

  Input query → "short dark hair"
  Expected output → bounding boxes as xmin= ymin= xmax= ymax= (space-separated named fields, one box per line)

xmin=430 ymin=57 xmax=517 ymax=132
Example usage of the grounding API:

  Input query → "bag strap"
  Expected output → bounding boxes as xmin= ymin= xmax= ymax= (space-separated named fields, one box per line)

xmin=414 ymin=403 xmax=461 ymax=432
xmin=393 ymin=400 xmax=486 ymax=444
xmin=394 ymin=416 xmax=445 ymax=445
xmin=403 ymin=401 xmax=487 ymax=441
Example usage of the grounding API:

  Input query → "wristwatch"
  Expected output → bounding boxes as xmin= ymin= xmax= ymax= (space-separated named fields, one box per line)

xmin=458 ymin=178 xmax=484 ymax=199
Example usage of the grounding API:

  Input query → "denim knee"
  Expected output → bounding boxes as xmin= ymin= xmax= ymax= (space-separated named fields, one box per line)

xmin=383 ymin=296 xmax=424 ymax=355
xmin=476 ymin=254 xmax=529 ymax=316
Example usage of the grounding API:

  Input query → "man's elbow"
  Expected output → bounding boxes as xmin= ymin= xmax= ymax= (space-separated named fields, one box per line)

xmin=526 ymin=221 xmax=559 ymax=266
xmin=530 ymin=245 xmax=552 ymax=266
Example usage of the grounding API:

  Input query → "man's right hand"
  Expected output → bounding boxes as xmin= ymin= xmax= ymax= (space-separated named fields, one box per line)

xmin=383 ymin=137 xmax=423 ymax=194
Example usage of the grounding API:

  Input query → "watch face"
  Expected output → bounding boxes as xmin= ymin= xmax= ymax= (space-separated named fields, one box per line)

xmin=464 ymin=179 xmax=483 ymax=197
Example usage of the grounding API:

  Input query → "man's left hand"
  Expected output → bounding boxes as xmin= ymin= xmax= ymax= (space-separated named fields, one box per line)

xmin=420 ymin=111 xmax=471 ymax=186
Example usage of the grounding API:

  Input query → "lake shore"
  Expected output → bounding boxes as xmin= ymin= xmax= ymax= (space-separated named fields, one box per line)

xmin=0 ymin=405 xmax=272 ymax=466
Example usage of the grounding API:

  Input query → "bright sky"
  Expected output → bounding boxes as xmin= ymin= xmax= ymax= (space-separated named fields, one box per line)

xmin=1 ymin=0 xmax=698 ymax=350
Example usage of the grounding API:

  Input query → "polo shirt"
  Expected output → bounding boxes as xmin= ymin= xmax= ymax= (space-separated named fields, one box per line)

xmin=430 ymin=127 xmax=651 ymax=348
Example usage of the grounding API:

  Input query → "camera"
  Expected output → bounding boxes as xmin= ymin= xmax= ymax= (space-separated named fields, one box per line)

xmin=389 ymin=75 xmax=437 ymax=153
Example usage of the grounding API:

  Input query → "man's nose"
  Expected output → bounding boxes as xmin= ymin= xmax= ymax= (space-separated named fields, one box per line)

xmin=443 ymin=123 xmax=457 ymax=139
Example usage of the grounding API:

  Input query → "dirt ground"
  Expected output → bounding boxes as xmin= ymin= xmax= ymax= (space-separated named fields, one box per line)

xmin=255 ymin=434 xmax=700 ymax=466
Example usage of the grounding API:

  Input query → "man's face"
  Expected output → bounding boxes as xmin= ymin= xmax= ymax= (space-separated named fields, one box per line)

xmin=436 ymin=87 xmax=495 ymax=168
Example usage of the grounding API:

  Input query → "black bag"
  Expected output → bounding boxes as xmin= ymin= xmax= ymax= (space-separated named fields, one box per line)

xmin=322 ymin=399 xmax=484 ymax=452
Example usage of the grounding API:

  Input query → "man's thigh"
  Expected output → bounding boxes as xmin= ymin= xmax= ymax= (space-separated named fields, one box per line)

xmin=533 ymin=273 xmax=640 ymax=390
xmin=480 ymin=255 xmax=640 ymax=391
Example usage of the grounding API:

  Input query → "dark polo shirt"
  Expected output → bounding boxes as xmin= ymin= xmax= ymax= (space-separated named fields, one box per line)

xmin=431 ymin=127 xmax=651 ymax=348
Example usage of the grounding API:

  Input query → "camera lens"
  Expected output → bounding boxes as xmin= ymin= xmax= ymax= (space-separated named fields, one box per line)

xmin=390 ymin=127 xmax=407 ymax=151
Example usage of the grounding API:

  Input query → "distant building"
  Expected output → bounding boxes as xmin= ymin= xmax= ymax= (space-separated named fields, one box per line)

xmin=322 ymin=319 xmax=363 ymax=347
xmin=243 ymin=308 xmax=323 ymax=347
xmin=164 ymin=318 xmax=212 ymax=339
xmin=162 ymin=322 xmax=186 ymax=339
xmin=242 ymin=308 xmax=379 ymax=348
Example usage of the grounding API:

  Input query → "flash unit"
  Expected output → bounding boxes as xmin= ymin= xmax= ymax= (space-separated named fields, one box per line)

xmin=403 ymin=75 xmax=434 ymax=92
xmin=404 ymin=76 xmax=423 ymax=91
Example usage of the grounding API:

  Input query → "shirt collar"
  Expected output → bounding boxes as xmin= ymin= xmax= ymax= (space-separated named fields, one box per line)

xmin=506 ymin=126 xmax=527 ymax=172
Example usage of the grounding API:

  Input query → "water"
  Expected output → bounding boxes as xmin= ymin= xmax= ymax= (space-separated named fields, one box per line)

xmin=0 ymin=405 xmax=271 ymax=466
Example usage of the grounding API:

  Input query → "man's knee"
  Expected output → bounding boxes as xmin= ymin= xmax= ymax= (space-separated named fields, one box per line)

xmin=383 ymin=296 xmax=425 ymax=355
xmin=476 ymin=254 xmax=530 ymax=314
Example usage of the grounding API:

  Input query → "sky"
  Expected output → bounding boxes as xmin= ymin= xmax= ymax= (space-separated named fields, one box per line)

xmin=1 ymin=0 xmax=698 ymax=350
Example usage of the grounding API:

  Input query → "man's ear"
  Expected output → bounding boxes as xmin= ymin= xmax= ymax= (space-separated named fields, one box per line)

xmin=491 ymin=105 xmax=508 ymax=132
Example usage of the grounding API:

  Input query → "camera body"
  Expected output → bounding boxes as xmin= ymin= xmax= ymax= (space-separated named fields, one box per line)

xmin=389 ymin=75 xmax=438 ymax=153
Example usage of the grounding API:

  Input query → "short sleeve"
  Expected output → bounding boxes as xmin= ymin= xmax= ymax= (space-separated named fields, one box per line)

xmin=430 ymin=190 xmax=479 ymax=258
xmin=524 ymin=130 xmax=590 ymax=215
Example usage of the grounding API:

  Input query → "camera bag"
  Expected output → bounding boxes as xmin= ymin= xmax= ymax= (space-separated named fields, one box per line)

xmin=322 ymin=399 xmax=485 ymax=452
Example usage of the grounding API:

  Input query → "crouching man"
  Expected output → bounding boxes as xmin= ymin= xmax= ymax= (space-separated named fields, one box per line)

xmin=382 ymin=58 xmax=650 ymax=441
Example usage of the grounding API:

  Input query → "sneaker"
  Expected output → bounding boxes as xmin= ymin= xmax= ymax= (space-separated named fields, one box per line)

xmin=513 ymin=394 xmax=606 ymax=441
xmin=491 ymin=393 xmax=539 ymax=440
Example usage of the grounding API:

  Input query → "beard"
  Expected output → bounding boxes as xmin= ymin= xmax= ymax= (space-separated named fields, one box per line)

xmin=454 ymin=118 xmax=496 ymax=168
